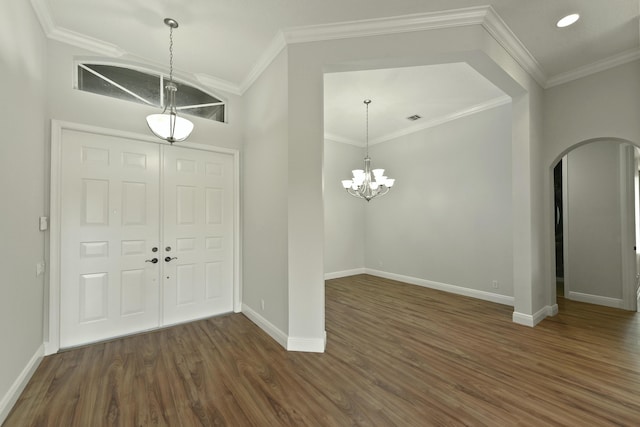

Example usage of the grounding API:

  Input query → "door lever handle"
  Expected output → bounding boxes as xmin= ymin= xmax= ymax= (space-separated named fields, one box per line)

xmin=165 ymin=256 xmax=178 ymax=262
xmin=145 ymin=258 xmax=159 ymax=264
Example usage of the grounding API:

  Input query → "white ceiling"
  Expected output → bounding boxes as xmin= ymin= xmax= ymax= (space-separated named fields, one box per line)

xmin=324 ymin=64 xmax=508 ymax=145
xmin=31 ymin=0 xmax=640 ymax=142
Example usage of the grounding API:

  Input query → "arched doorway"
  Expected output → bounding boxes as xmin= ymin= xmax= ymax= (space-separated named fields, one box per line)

xmin=549 ymin=138 xmax=639 ymax=312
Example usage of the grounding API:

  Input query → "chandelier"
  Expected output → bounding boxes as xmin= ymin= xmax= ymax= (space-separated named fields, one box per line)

xmin=146 ymin=18 xmax=194 ymax=143
xmin=341 ymin=99 xmax=395 ymax=201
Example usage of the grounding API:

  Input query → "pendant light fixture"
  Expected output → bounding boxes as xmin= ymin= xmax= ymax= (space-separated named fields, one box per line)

xmin=341 ymin=99 xmax=395 ymax=201
xmin=146 ymin=18 xmax=194 ymax=143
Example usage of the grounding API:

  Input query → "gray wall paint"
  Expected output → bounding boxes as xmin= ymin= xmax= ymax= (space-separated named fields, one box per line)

xmin=543 ymin=60 xmax=640 ymax=307
xmin=285 ymin=23 xmax=543 ymax=338
xmin=323 ymin=140 xmax=365 ymax=274
xmin=565 ymin=141 xmax=625 ymax=300
xmin=365 ymin=104 xmax=513 ymax=296
xmin=0 ymin=0 xmax=47 ymax=412
xmin=243 ymin=50 xmax=289 ymax=333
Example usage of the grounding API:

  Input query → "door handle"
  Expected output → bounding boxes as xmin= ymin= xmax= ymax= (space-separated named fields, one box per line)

xmin=145 ymin=258 xmax=159 ymax=264
xmin=165 ymin=256 xmax=178 ymax=262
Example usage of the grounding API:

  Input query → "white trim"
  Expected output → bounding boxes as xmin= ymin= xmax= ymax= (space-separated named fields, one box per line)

xmin=239 ymin=31 xmax=288 ymax=95
xmin=545 ymin=48 xmax=640 ymax=88
xmin=512 ymin=305 xmax=550 ymax=327
xmin=241 ymin=304 xmax=326 ymax=353
xmin=325 ymin=95 xmax=512 ymax=147
xmin=324 ymin=133 xmax=362 ymax=147
xmin=282 ymin=6 xmax=488 ymax=44
xmin=30 ymin=1 xmax=639 ymax=94
xmin=241 ymin=304 xmax=288 ymax=349
xmin=562 ymin=156 xmax=570 ymax=297
xmin=369 ymin=95 xmax=512 ymax=145
xmin=567 ymin=292 xmax=625 ymax=309
xmin=364 ymin=268 xmax=514 ymax=306
xmin=324 ymin=268 xmax=366 ymax=280
xmin=30 ymin=0 xmax=124 ymax=57
xmin=481 ymin=7 xmax=546 ymax=87
xmin=287 ymin=336 xmax=326 ymax=353
xmin=0 ymin=344 xmax=44 ymax=424
xmin=195 ymin=73 xmax=243 ymax=97
xmin=47 ymin=120 xmax=241 ymax=354
xmin=620 ymin=144 xmax=637 ymax=311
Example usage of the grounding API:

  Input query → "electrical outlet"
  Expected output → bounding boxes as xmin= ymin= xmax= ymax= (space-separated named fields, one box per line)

xmin=492 ymin=280 xmax=499 ymax=289
xmin=260 ymin=299 xmax=265 ymax=310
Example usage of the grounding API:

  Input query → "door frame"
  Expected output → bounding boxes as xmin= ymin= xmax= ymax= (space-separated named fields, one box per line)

xmin=46 ymin=120 xmax=241 ymax=355
xmin=553 ymin=139 xmax=637 ymax=312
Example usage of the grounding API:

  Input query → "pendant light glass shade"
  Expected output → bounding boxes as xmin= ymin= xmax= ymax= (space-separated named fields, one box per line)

xmin=146 ymin=113 xmax=194 ymax=142
xmin=146 ymin=83 xmax=193 ymax=142
xmin=146 ymin=18 xmax=193 ymax=143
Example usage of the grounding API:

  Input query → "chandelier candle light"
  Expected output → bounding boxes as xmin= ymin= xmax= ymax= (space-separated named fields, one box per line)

xmin=341 ymin=99 xmax=395 ymax=201
xmin=146 ymin=18 xmax=194 ymax=143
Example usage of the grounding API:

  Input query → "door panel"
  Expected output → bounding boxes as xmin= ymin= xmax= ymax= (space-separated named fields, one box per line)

xmin=60 ymin=130 xmax=160 ymax=348
xmin=58 ymin=128 xmax=235 ymax=348
xmin=162 ymin=146 xmax=234 ymax=325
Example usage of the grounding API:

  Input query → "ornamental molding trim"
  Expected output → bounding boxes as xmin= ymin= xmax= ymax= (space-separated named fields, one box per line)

xmin=29 ymin=2 xmax=639 ymax=95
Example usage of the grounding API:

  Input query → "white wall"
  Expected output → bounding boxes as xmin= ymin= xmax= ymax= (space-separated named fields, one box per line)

xmin=543 ymin=60 xmax=640 ymax=308
xmin=0 ymin=0 xmax=47 ymax=421
xmin=323 ymin=140 xmax=365 ymax=276
xmin=565 ymin=141 xmax=627 ymax=303
xmin=365 ymin=104 xmax=513 ymax=297
xmin=242 ymin=49 xmax=290 ymax=337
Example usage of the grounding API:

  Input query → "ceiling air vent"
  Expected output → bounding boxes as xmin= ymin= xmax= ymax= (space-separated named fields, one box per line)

xmin=406 ymin=114 xmax=422 ymax=121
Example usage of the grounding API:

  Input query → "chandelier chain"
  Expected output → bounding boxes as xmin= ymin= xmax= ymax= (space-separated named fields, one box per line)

xmin=365 ymin=100 xmax=370 ymax=157
xmin=168 ymin=26 xmax=174 ymax=84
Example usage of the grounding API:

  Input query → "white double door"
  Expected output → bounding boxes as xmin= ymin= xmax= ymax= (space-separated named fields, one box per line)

xmin=59 ymin=130 xmax=234 ymax=348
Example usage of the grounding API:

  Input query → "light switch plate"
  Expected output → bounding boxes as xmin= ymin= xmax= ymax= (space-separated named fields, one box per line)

xmin=39 ymin=216 xmax=48 ymax=231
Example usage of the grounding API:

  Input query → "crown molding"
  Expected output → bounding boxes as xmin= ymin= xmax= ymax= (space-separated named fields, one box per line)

xmin=282 ymin=6 xmax=489 ymax=44
xmin=481 ymin=7 xmax=547 ymax=87
xmin=545 ymin=48 xmax=640 ymax=88
xmin=28 ymin=1 xmax=637 ymax=96
xmin=369 ymin=95 xmax=512 ymax=145
xmin=326 ymin=95 xmax=512 ymax=147
xmin=195 ymin=73 xmax=243 ymax=96
xmin=245 ymin=6 xmax=547 ymax=93
xmin=324 ymin=133 xmax=363 ymax=147
xmin=30 ymin=0 xmax=124 ymax=57
xmin=239 ymin=31 xmax=287 ymax=94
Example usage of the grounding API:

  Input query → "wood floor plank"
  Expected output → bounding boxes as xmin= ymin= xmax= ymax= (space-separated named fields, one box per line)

xmin=4 ymin=274 xmax=640 ymax=426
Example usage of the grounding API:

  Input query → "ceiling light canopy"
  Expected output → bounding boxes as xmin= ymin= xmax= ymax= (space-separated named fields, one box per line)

xmin=341 ymin=100 xmax=395 ymax=202
xmin=556 ymin=13 xmax=580 ymax=28
xmin=146 ymin=18 xmax=194 ymax=144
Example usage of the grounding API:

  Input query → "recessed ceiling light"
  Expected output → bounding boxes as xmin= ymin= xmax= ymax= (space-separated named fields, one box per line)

xmin=556 ymin=13 xmax=580 ymax=28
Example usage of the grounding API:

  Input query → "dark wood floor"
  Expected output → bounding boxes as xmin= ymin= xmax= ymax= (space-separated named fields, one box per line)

xmin=5 ymin=274 xmax=640 ymax=426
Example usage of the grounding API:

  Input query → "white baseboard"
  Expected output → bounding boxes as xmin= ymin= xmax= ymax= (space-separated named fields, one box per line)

xmin=567 ymin=292 xmax=624 ymax=309
xmin=364 ymin=268 xmax=515 ymax=306
xmin=287 ymin=334 xmax=326 ymax=353
xmin=241 ymin=303 xmax=288 ymax=349
xmin=324 ymin=268 xmax=365 ymax=280
xmin=512 ymin=305 xmax=552 ymax=327
xmin=0 ymin=344 xmax=44 ymax=425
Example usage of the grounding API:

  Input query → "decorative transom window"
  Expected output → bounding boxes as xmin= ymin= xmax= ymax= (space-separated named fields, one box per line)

xmin=76 ymin=63 xmax=225 ymax=123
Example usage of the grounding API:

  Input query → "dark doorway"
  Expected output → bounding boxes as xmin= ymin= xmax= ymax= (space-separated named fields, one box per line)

xmin=554 ymin=160 xmax=564 ymax=297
